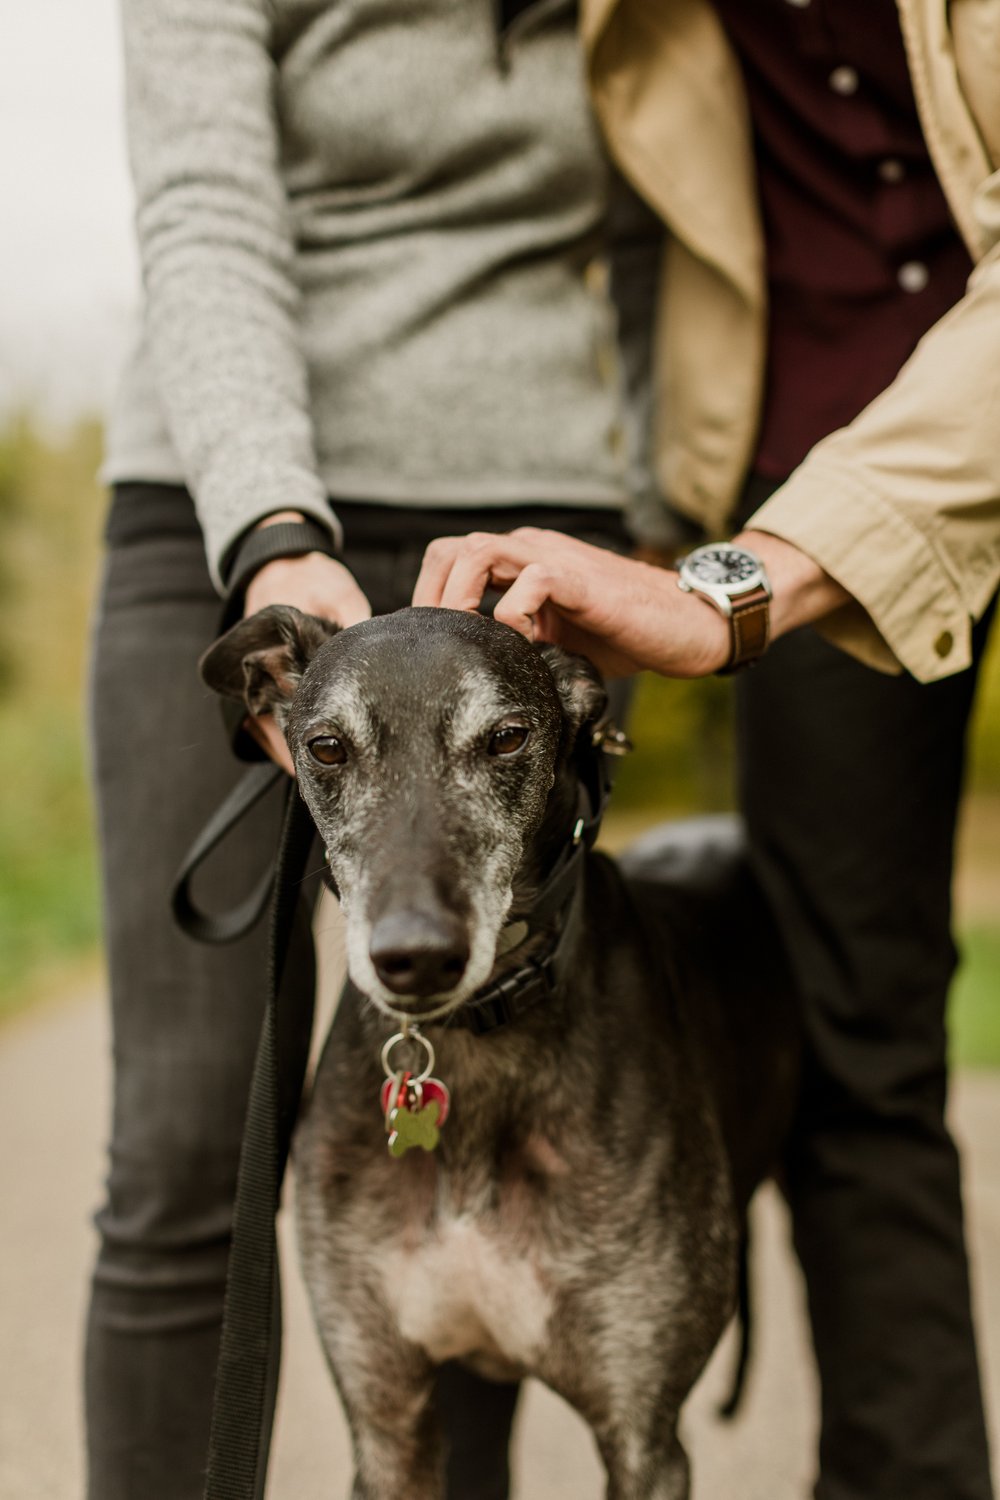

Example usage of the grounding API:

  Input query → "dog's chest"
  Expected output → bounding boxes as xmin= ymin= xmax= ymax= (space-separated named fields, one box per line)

xmin=380 ymin=1208 xmax=553 ymax=1375
xmin=373 ymin=1124 xmax=580 ymax=1373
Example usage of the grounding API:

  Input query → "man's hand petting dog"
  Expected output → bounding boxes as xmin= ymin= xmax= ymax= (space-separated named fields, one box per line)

xmin=413 ymin=525 xmax=849 ymax=677
xmin=241 ymin=513 xmax=371 ymax=774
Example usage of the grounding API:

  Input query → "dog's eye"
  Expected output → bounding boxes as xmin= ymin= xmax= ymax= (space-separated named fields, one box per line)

xmin=488 ymin=723 xmax=530 ymax=757
xmin=308 ymin=735 xmax=348 ymax=767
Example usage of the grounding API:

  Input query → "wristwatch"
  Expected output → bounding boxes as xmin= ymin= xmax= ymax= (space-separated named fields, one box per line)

xmin=676 ymin=543 xmax=772 ymax=673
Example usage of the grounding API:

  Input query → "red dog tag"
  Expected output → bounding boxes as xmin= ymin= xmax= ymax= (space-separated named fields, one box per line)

xmin=380 ymin=1075 xmax=451 ymax=1126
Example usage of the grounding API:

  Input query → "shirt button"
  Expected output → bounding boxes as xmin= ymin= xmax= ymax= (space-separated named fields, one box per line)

xmin=785 ymin=0 xmax=811 ymax=7
xmin=934 ymin=630 xmax=954 ymax=659
xmin=878 ymin=158 xmax=906 ymax=184
xmin=898 ymin=260 xmax=929 ymax=293
xmin=829 ymin=65 xmax=860 ymax=96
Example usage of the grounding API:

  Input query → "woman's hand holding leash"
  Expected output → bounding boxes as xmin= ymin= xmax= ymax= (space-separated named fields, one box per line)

xmin=243 ymin=512 xmax=371 ymax=773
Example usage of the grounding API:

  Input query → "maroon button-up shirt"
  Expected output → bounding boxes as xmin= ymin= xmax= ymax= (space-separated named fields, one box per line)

xmin=710 ymin=0 xmax=973 ymax=479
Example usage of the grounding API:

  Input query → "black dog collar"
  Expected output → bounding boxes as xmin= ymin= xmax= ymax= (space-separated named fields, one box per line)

xmin=385 ymin=722 xmax=625 ymax=1035
xmin=448 ymin=836 xmax=586 ymax=1036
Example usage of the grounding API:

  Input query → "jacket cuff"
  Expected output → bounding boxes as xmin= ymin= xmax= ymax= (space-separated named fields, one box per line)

xmin=747 ymin=466 xmax=972 ymax=682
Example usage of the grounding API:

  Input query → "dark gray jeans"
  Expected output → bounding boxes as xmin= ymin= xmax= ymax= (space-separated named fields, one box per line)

xmin=85 ymin=486 xmax=626 ymax=1500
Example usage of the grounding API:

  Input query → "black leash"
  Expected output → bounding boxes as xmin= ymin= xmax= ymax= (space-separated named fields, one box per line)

xmin=173 ymin=772 xmax=316 ymax=1500
xmin=205 ymin=786 xmax=316 ymax=1500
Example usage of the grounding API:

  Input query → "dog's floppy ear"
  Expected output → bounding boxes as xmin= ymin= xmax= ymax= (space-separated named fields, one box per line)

xmin=199 ymin=605 xmax=338 ymax=717
xmin=537 ymin=645 xmax=608 ymax=740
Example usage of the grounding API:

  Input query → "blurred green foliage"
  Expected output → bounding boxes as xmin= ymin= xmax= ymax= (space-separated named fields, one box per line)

xmin=951 ymin=926 xmax=1000 ymax=1069
xmin=0 ymin=416 xmax=104 ymax=1013
xmin=968 ymin=629 xmax=1000 ymax=795
xmin=0 ymin=413 xmax=998 ymax=1047
xmin=611 ymin=672 xmax=736 ymax=814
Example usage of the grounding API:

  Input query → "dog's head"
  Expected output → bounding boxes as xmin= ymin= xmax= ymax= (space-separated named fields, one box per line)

xmin=202 ymin=606 xmax=606 ymax=1018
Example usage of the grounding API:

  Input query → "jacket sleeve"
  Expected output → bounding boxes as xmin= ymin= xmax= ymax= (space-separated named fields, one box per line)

xmin=120 ymin=0 xmax=340 ymax=589
xmin=747 ymin=167 xmax=1000 ymax=682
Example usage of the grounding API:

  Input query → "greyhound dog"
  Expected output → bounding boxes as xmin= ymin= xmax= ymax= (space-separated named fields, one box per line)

xmin=202 ymin=604 xmax=798 ymax=1500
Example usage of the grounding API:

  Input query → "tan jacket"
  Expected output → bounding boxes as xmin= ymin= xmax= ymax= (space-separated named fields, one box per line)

xmin=583 ymin=0 xmax=1000 ymax=680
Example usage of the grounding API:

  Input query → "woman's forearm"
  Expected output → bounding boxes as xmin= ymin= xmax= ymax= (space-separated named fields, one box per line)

xmin=121 ymin=0 xmax=335 ymax=588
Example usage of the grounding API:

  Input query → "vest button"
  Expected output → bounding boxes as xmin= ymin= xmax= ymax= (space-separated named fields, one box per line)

xmin=829 ymin=65 xmax=859 ymax=96
xmin=898 ymin=261 xmax=930 ymax=293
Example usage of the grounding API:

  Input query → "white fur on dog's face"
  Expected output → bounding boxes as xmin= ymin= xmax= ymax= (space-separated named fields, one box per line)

xmin=287 ymin=616 xmax=567 ymax=1018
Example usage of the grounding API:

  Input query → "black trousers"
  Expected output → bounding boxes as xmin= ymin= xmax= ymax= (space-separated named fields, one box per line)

xmin=85 ymin=486 xmax=625 ymax=1500
xmin=735 ymin=480 xmax=995 ymax=1500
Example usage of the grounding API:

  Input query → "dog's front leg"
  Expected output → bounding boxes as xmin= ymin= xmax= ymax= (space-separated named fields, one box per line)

xmin=598 ymin=1421 xmax=690 ymax=1500
xmin=332 ymin=1324 xmax=443 ymax=1500
xmin=347 ymin=1396 xmax=443 ymax=1500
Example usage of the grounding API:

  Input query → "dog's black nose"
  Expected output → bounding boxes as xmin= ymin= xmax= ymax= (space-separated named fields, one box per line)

xmin=369 ymin=911 xmax=470 ymax=996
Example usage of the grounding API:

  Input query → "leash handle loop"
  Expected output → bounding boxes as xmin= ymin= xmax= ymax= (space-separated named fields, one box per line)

xmin=171 ymin=762 xmax=286 ymax=944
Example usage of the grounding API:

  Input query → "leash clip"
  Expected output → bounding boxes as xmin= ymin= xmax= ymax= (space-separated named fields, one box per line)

xmin=380 ymin=1024 xmax=436 ymax=1086
xmin=592 ymin=721 xmax=633 ymax=757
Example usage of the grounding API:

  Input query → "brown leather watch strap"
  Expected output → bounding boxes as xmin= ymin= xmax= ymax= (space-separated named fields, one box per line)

xmin=718 ymin=586 xmax=771 ymax=674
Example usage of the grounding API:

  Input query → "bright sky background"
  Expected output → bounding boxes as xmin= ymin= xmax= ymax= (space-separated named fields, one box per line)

xmin=0 ymin=0 xmax=138 ymax=424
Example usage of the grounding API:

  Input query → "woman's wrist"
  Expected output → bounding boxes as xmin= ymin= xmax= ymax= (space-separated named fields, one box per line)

xmin=223 ymin=512 xmax=340 ymax=615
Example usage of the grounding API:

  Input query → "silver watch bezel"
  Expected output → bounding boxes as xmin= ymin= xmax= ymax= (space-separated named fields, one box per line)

xmin=676 ymin=543 xmax=771 ymax=619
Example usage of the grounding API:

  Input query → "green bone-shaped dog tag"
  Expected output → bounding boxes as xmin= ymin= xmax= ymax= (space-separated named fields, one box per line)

xmin=387 ymin=1098 xmax=441 ymax=1158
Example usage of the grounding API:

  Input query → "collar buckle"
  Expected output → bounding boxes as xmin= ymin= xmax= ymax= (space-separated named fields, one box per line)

xmin=464 ymin=947 xmax=557 ymax=1035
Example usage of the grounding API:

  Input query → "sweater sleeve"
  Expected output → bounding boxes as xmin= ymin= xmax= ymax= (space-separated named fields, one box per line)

xmin=120 ymin=0 xmax=341 ymax=589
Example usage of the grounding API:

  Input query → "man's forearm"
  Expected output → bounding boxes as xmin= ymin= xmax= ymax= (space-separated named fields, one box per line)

xmin=736 ymin=529 xmax=852 ymax=642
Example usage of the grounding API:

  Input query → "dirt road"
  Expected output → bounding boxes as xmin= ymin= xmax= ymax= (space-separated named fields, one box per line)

xmin=3 ymin=982 xmax=998 ymax=1499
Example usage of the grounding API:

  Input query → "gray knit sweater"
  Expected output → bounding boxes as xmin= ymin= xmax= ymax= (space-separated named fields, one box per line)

xmin=104 ymin=0 xmax=643 ymax=587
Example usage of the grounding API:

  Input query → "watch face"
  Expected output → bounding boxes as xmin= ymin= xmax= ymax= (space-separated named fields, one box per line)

xmin=684 ymin=546 xmax=762 ymax=590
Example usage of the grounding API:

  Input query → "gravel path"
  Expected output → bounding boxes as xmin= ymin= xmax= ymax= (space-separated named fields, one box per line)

xmin=3 ymin=979 xmax=999 ymax=1499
